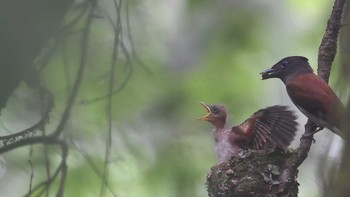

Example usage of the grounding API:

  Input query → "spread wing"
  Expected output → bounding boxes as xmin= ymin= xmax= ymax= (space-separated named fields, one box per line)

xmin=238 ymin=105 xmax=298 ymax=149
xmin=286 ymin=73 xmax=344 ymax=136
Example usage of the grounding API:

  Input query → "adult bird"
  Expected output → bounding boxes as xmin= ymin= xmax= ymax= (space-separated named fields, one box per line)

xmin=260 ymin=56 xmax=345 ymax=138
xmin=198 ymin=103 xmax=298 ymax=163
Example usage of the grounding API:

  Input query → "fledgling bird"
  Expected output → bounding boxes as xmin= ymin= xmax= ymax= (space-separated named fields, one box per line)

xmin=260 ymin=56 xmax=345 ymax=138
xmin=198 ymin=103 xmax=298 ymax=163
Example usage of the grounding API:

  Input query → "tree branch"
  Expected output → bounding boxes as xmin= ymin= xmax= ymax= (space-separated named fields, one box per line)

xmin=318 ymin=0 xmax=346 ymax=82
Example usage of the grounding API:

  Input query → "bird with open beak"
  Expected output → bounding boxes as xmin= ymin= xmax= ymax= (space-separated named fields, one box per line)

xmin=198 ymin=102 xmax=298 ymax=163
xmin=260 ymin=56 xmax=345 ymax=138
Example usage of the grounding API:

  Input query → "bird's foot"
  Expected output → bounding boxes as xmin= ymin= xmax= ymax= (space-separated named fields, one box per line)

xmin=300 ymin=133 xmax=316 ymax=143
xmin=300 ymin=126 xmax=324 ymax=143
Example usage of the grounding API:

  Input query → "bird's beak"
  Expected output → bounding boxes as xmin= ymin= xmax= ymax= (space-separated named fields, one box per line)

xmin=197 ymin=102 xmax=212 ymax=121
xmin=260 ymin=68 xmax=278 ymax=80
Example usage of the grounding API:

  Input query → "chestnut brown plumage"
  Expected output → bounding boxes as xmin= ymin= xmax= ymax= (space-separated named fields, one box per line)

xmin=260 ymin=56 xmax=345 ymax=138
xmin=198 ymin=103 xmax=298 ymax=163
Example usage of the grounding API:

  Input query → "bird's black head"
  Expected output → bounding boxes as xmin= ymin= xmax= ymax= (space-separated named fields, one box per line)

xmin=260 ymin=56 xmax=313 ymax=83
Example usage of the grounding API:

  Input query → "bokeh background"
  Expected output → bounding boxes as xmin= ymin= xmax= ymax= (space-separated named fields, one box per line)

xmin=0 ymin=0 xmax=346 ymax=196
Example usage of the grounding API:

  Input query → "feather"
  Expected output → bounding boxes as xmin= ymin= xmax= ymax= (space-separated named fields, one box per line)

xmin=249 ymin=105 xmax=298 ymax=149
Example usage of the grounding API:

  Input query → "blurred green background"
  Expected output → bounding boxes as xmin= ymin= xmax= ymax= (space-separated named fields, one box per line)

xmin=0 ymin=0 xmax=345 ymax=196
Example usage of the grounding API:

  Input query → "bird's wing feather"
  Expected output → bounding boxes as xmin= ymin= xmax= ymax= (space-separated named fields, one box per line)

xmin=238 ymin=106 xmax=298 ymax=149
xmin=286 ymin=73 xmax=344 ymax=134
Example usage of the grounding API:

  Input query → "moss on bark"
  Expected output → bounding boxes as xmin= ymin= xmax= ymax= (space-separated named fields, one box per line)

xmin=206 ymin=148 xmax=299 ymax=197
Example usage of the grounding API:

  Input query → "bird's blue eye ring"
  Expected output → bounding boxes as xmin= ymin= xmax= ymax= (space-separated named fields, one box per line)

xmin=281 ymin=61 xmax=288 ymax=68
